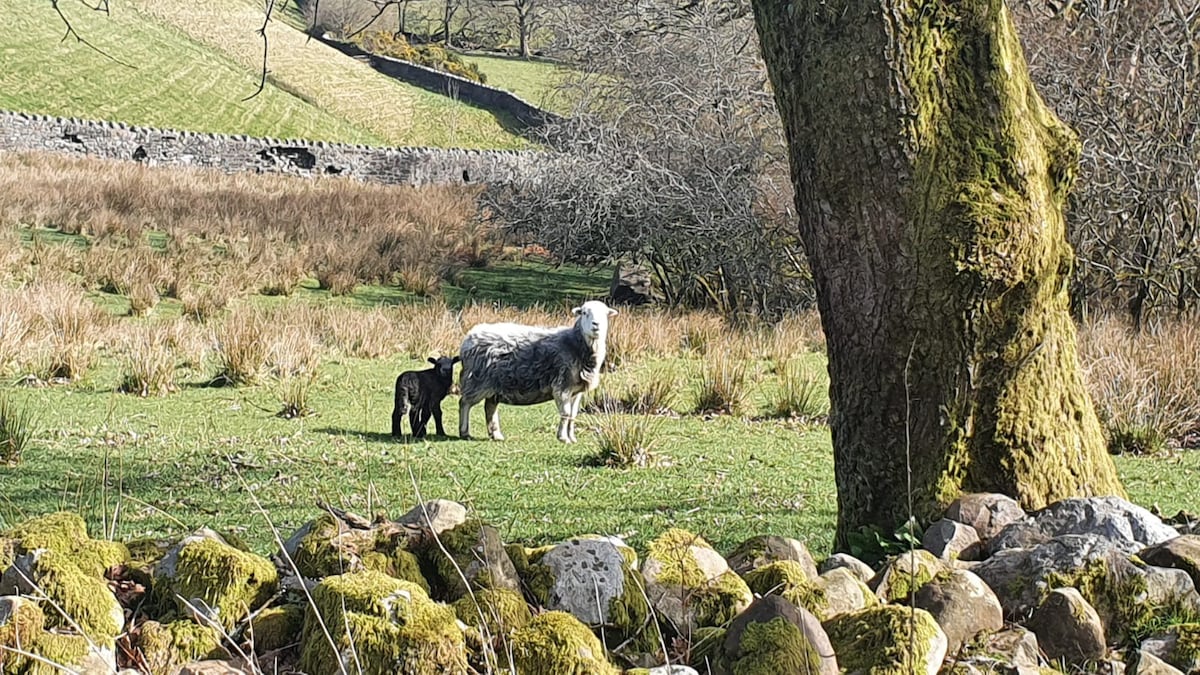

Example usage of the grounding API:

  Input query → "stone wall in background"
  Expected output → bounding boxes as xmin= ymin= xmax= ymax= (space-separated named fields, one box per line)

xmin=0 ymin=110 xmax=543 ymax=186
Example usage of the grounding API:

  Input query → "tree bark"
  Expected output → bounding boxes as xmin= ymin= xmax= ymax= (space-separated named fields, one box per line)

xmin=750 ymin=0 xmax=1126 ymax=549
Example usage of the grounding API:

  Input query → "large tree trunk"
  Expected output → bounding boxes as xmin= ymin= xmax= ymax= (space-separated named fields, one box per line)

xmin=750 ymin=0 xmax=1126 ymax=549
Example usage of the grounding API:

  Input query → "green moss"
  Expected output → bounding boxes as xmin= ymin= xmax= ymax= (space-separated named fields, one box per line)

xmin=421 ymin=518 xmax=486 ymax=600
xmin=877 ymin=550 xmax=940 ymax=603
xmin=688 ymin=626 xmax=727 ymax=670
xmin=0 ymin=539 xmax=15 ymax=573
xmin=744 ymin=561 xmax=827 ymax=616
xmin=249 ymin=604 xmax=305 ymax=653
xmin=3 ymin=512 xmax=88 ymax=553
xmin=166 ymin=537 xmax=278 ymax=631
xmin=291 ymin=514 xmax=359 ymax=578
xmin=452 ymin=588 xmax=532 ymax=637
xmin=137 ymin=619 xmax=226 ymax=673
xmin=25 ymin=631 xmax=91 ymax=675
xmin=0 ymin=598 xmax=46 ymax=666
xmin=1168 ymin=623 xmax=1200 ymax=670
xmin=693 ymin=571 xmax=755 ymax=629
xmin=389 ymin=546 xmax=430 ymax=593
xmin=72 ymin=539 xmax=131 ymax=578
xmin=729 ymin=617 xmax=822 ymax=675
xmin=824 ymin=605 xmax=943 ymax=675
xmin=126 ymin=538 xmax=171 ymax=568
xmin=605 ymin=562 xmax=661 ymax=656
xmin=509 ymin=611 xmax=620 ymax=675
xmin=298 ymin=570 xmax=468 ymax=675
xmin=23 ymin=549 xmax=122 ymax=639
xmin=647 ymin=528 xmax=714 ymax=588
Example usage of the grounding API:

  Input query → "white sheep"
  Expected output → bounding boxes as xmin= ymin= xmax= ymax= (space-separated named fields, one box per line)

xmin=457 ymin=300 xmax=618 ymax=443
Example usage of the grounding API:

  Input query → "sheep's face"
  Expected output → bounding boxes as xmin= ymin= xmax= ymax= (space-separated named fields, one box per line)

xmin=572 ymin=300 xmax=618 ymax=344
xmin=428 ymin=355 xmax=460 ymax=382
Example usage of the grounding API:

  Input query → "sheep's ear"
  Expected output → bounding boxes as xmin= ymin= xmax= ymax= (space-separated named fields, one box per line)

xmin=608 ymin=308 xmax=619 ymax=317
xmin=428 ymin=357 xmax=437 ymax=365
xmin=452 ymin=356 xmax=461 ymax=364
xmin=571 ymin=306 xmax=582 ymax=316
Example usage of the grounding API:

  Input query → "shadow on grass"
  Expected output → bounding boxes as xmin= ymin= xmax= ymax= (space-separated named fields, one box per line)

xmin=314 ymin=426 xmax=463 ymax=444
xmin=443 ymin=260 xmax=611 ymax=309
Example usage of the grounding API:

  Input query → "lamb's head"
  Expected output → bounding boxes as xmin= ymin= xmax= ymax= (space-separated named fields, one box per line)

xmin=572 ymin=300 xmax=618 ymax=346
xmin=428 ymin=355 xmax=460 ymax=383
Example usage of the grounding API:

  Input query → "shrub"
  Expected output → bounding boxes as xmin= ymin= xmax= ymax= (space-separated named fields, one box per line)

xmin=693 ymin=351 xmax=749 ymax=416
xmin=0 ymin=394 xmax=36 ymax=466
xmin=119 ymin=329 xmax=176 ymax=397
xmin=768 ymin=360 xmax=828 ymax=421
xmin=587 ymin=414 xmax=664 ymax=469
xmin=356 ymin=32 xmax=488 ymax=83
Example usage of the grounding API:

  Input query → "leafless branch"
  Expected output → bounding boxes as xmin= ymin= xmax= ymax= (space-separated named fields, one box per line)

xmin=243 ymin=0 xmax=280 ymax=101
xmin=50 ymin=0 xmax=135 ymax=69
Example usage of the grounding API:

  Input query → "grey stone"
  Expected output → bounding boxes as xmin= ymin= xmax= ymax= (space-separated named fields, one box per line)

xmin=645 ymin=667 xmax=699 ymax=675
xmin=976 ymin=627 xmax=1042 ymax=674
xmin=871 ymin=549 xmax=944 ymax=603
xmin=911 ymin=569 xmax=1004 ymax=654
xmin=945 ymin=493 xmax=1027 ymax=540
xmin=1142 ymin=564 xmax=1200 ymax=616
xmin=726 ymin=535 xmax=819 ymax=579
xmin=610 ymin=264 xmax=658 ymax=306
xmin=922 ymin=518 xmax=983 ymax=561
xmin=816 ymin=567 xmax=877 ymax=619
xmin=1026 ymin=587 xmax=1106 ymax=664
xmin=396 ymin=499 xmax=468 ymax=535
xmin=974 ymin=534 xmax=1127 ymax=617
xmin=1140 ymin=535 xmax=1200 ymax=589
xmin=540 ymin=538 xmax=628 ymax=625
xmin=641 ymin=533 xmax=752 ymax=632
xmin=1130 ymin=650 xmax=1185 ymax=675
xmin=1141 ymin=629 xmax=1200 ymax=673
xmin=990 ymin=497 xmax=1178 ymax=555
xmin=722 ymin=595 xmax=838 ymax=675
xmin=463 ymin=524 xmax=521 ymax=595
xmin=176 ymin=661 xmax=249 ymax=675
xmin=818 ymin=553 xmax=874 ymax=583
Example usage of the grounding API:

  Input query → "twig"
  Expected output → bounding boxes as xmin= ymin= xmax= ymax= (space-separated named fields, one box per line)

xmin=244 ymin=0 xmax=280 ymax=101
xmin=49 ymin=0 xmax=135 ymax=69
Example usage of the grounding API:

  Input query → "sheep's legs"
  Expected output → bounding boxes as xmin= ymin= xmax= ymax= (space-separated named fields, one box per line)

xmin=459 ymin=397 xmax=474 ymax=439
xmin=485 ymin=397 xmax=504 ymax=440
xmin=555 ymin=391 xmax=576 ymax=443
xmin=431 ymin=402 xmax=446 ymax=436
xmin=566 ymin=393 xmax=584 ymax=442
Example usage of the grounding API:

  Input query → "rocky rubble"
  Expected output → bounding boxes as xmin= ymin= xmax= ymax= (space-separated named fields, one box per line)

xmin=1 ymin=493 xmax=1199 ymax=674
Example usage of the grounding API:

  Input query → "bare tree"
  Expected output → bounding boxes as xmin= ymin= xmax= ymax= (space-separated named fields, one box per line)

xmin=753 ymin=0 xmax=1125 ymax=547
xmin=1012 ymin=0 xmax=1200 ymax=329
xmin=484 ymin=0 xmax=811 ymax=320
xmin=480 ymin=0 xmax=538 ymax=56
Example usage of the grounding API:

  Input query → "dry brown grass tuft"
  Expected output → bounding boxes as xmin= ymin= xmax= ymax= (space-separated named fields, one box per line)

xmin=118 ymin=327 xmax=177 ymax=397
xmin=270 ymin=332 xmax=322 ymax=419
xmin=213 ymin=307 xmax=270 ymax=386
xmin=692 ymin=350 xmax=750 ymax=416
xmin=30 ymin=280 xmax=107 ymax=382
xmin=1079 ymin=315 xmax=1200 ymax=453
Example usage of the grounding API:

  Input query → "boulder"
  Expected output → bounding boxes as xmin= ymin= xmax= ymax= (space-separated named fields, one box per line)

xmin=248 ymin=604 xmax=305 ymax=654
xmin=176 ymin=660 xmax=250 ymax=675
xmin=137 ymin=620 xmax=228 ymax=674
xmin=1140 ymin=536 xmax=1200 ymax=589
xmin=154 ymin=533 xmax=278 ymax=631
xmin=418 ymin=519 xmax=520 ymax=601
xmin=945 ymin=493 xmax=1026 ymax=540
xmin=1142 ymin=564 xmax=1200 ymax=616
xmin=451 ymin=587 xmax=531 ymax=637
xmin=298 ymin=570 xmax=469 ymax=675
xmin=823 ymin=605 xmax=947 ymax=675
xmin=817 ymin=553 xmax=874 ymax=583
xmin=1026 ymin=587 xmax=1107 ymax=665
xmin=529 ymin=537 xmax=659 ymax=656
xmin=609 ymin=265 xmax=658 ymax=306
xmin=973 ymin=534 xmax=1126 ymax=617
xmin=714 ymin=595 xmax=838 ymax=675
xmin=743 ymin=561 xmax=825 ymax=617
xmin=509 ymin=610 xmax=620 ymax=675
xmin=1 ymin=549 xmax=125 ymax=640
xmin=964 ymin=627 xmax=1042 ymax=674
xmin=0 ymin=595 xmax=116 ymax=674
xmin=1130 ymin=649 xmax=1185 ymax=675
xmin=870 ymin=549 xmax=943 ymax=602
xmin=910 ymin=569 xmax=1003 ymax=654
xmin=396 ymin=500 xmax=468 ymax=536
xmin=726 ymin=536 xmax=819 ymax=580
xmin=1140 ymin=625 xmax=1200 ymax=674
xmin=641 ymin=529 xmax=753 ymax=633
xmin=990 ymin=497 xmax=1178 ymax=555
xmin=921 ymin=519 xmax=982 ymax=561
xmin=815 ymin=567 xmax=877 ymax=620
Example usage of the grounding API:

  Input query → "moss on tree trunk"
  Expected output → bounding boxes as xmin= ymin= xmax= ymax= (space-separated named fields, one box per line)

xmin=750 ymin=0 xmax=1125 ymax=549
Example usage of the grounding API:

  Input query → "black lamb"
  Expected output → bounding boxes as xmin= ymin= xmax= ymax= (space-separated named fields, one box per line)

xmin=392 ymin=356 xmax=459 ymax=438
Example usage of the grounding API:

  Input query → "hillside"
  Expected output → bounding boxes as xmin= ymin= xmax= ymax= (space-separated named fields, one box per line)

xmin=0 ymin=0 xmax=528 ymax=149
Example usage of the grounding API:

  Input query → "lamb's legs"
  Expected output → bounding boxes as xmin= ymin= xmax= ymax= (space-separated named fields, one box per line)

xmin=555 ymin=391 xmax=575 ymax=443
xmin=431 ymin=401 xmax=446 ymax=436
xmin=391 ymin=397 xmax=408 ymax=438
xmin=485 ymin=397 xmax=504 ymax=440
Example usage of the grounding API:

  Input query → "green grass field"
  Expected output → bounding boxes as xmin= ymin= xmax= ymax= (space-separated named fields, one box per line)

xmin=461 ymin=54 xmax=570 ymax=112
xmin=2 ymin=0 xmax=529 ymax=148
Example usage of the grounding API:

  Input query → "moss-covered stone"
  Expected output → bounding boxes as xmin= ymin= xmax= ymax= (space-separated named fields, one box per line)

xmin=137 ymin=620 xmax=227 ymax=673
xmin=647 ymin=529 xmax=716 ymax=589
xmin=744 ymin=561 xmax=827 ymax=617
xmin=1042 ymin=556 xmax=1177 ymax=644
xmin=416 ymin=519 xmax=518 ymax=602
xmin=607 ymin=562 xmax=662 ymax=657
xmin=289 ymin=514 xmax=369 ymax=578
xmin=873 ymin=550 xmax=942 ymax=603
xmin=388 ymin=545 xmax=430 ymax=593
xmin=824 ymin=605 xmax=946 ymax=675
xmin=642 ymin=529 xmax=753 ymax=632
xmin=451 ymin=588 xmax=531 ymax=637
xmin=24 ymin=631 xmax=93 ymax=675
xmin=727 ymin=617 xmax=823 ymax=674
xmin=163 ymin=537 xmax=278 ymax=631
xmin=3 ymin=512 xmax=88 ymax=552
xmin=249 ymin=604 xmax=305 ymax=654
xmin=0 ymin=540 xmax=14 ymax=573
xmin=298 ymin=570 xmax=468 ymax=675
xmin=72 ymin=539 xmax=131 ymax=578
xmin=509 ymin=611 xmax=620 ymax=675
xmin=0 ymin=596 xmax=46 ymax=667
xmin=18 ymin=549 xmax=124 ymax=640
xmin=1168 ymin=623 xmax=1200 ymax=672
xmin=689 ymin=625 xmax=727 ymax=670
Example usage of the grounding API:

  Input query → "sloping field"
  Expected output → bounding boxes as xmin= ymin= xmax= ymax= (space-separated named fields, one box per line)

xmin=127 ymin=0 xmax=529 ymax=149
xmin=0 ymin=0 xmax=378 ymax=142
xmin=462 ymin=54 xmax=571 ymax=113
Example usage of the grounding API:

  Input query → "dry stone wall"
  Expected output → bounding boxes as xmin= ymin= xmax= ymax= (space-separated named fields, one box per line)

xmin=0 ymin=110 xmax=542 ymax=186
